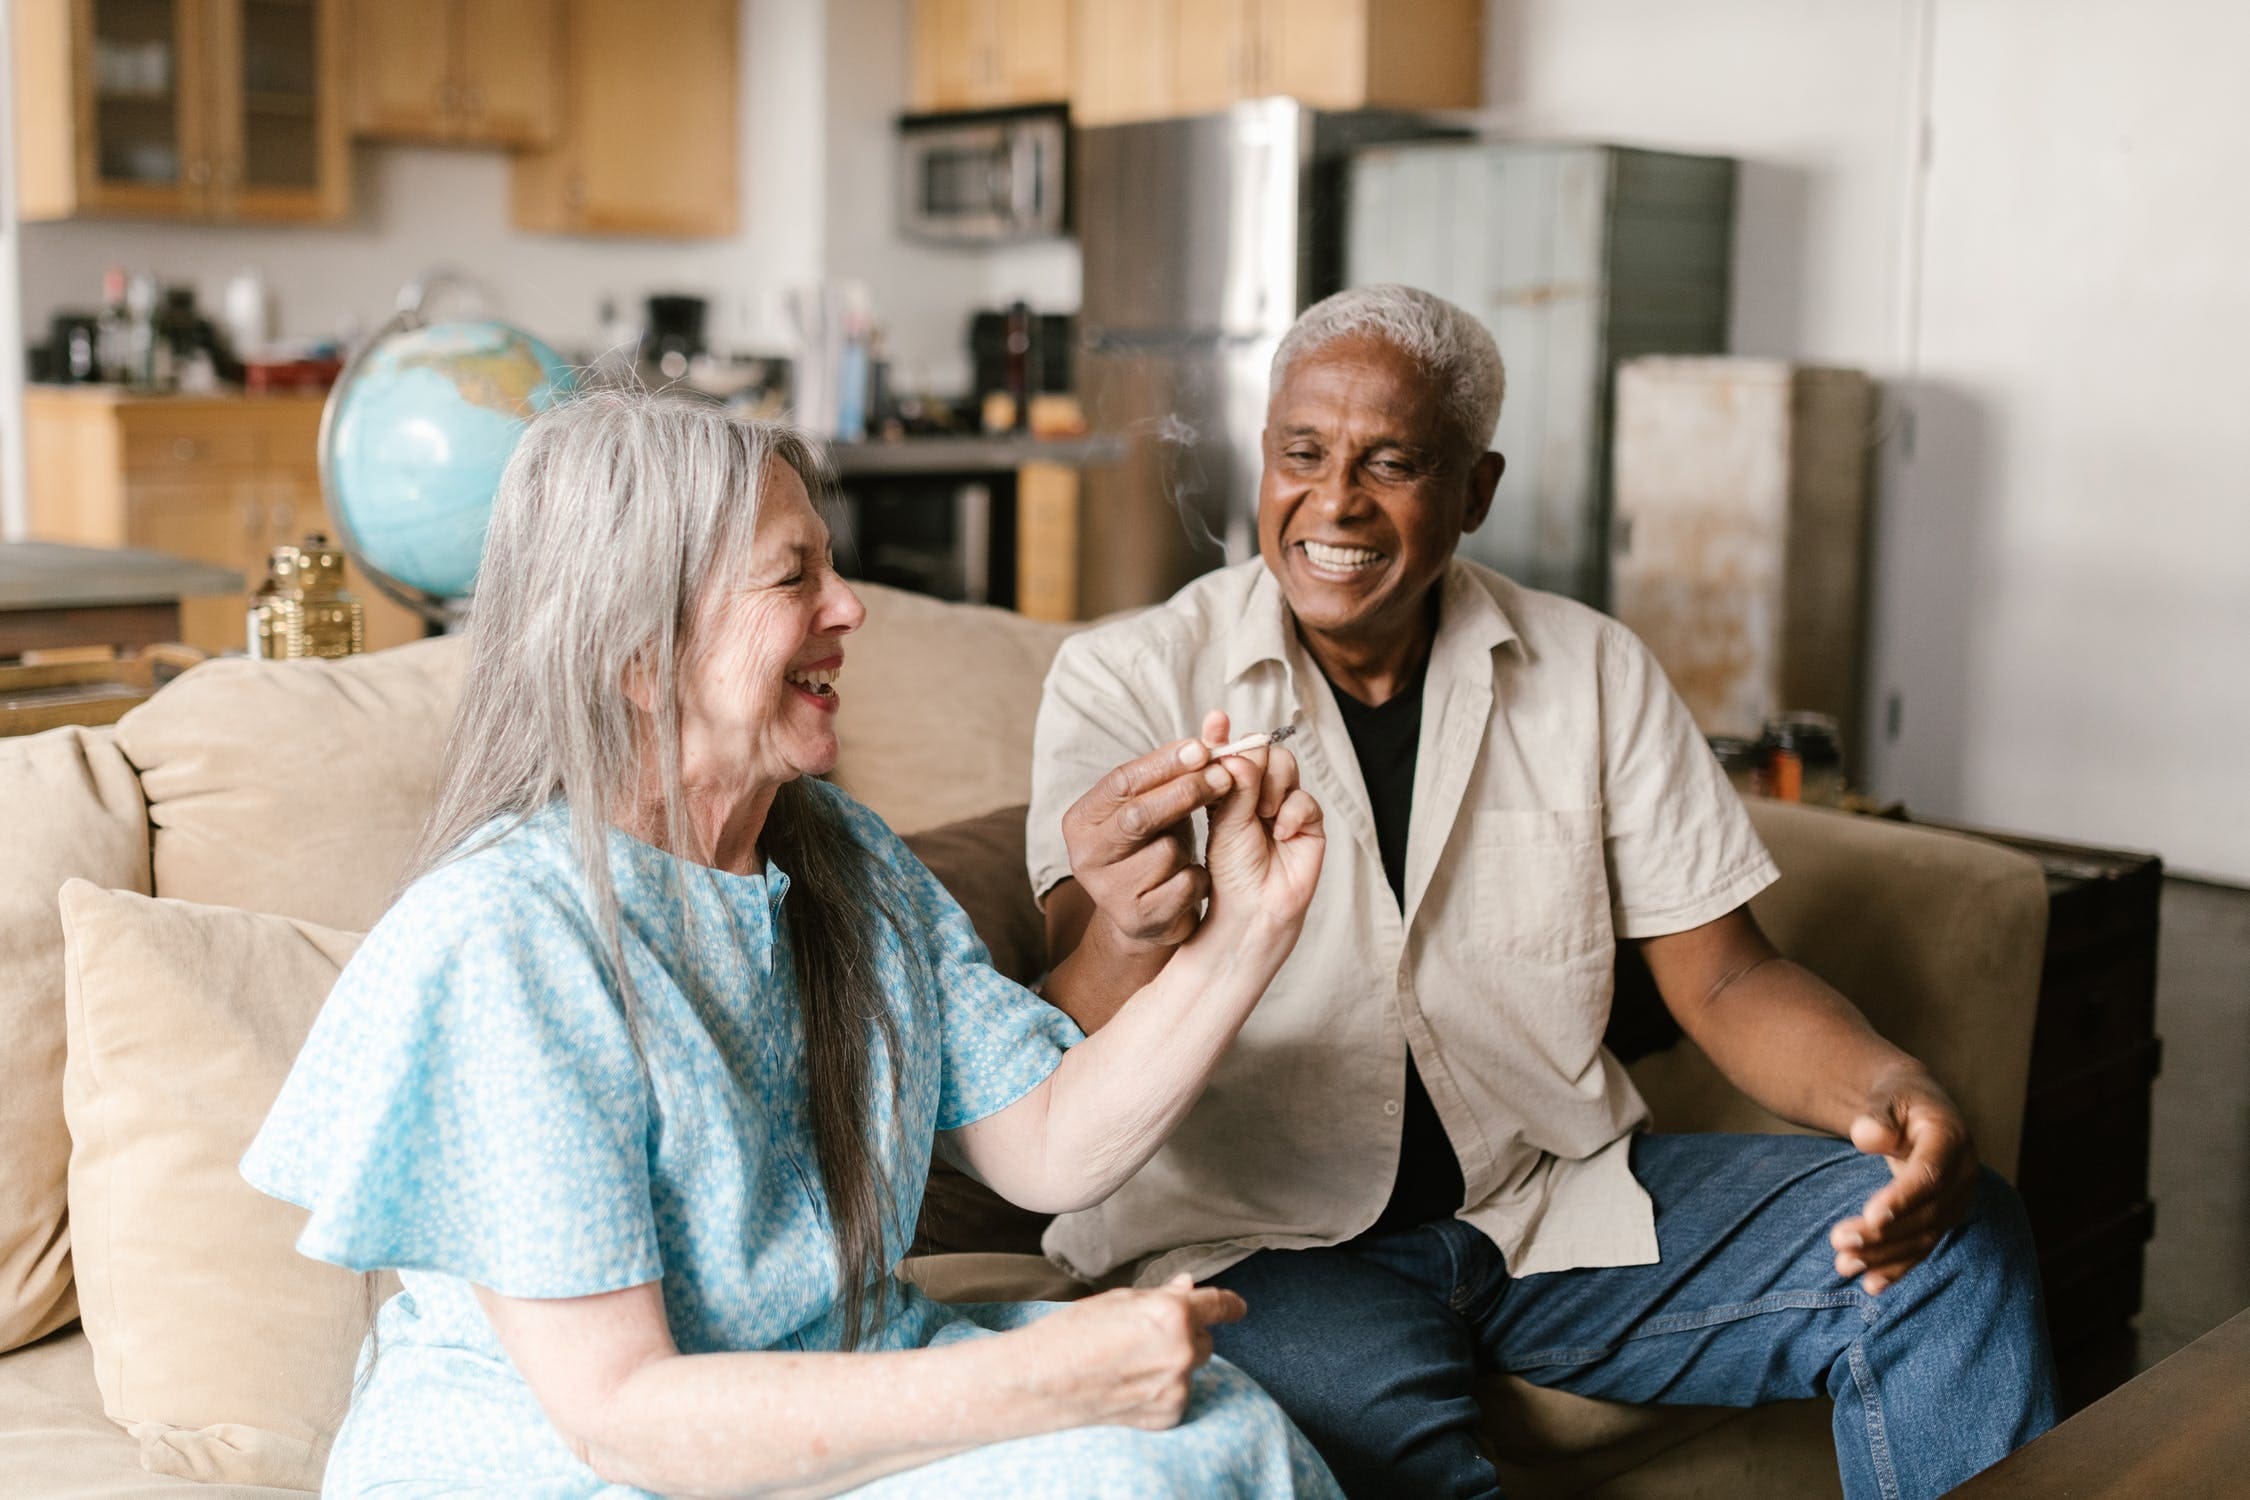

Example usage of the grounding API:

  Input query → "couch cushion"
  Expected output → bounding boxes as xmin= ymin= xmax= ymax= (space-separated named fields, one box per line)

xmin=1628 ymin=800 xmax=2048 ymax=1176
xmin=0 ymin=726 xmax=149 ymax=1353
xmin=59 ymin=882 xmax=376 ymax=1491
xmin=113 ymin=636 xmax=466 ymax=932
xmin=832 ymin=583 xmax=1081 ymax=834
xmin=900 ymin=803 xmax=1046 ymax=986
xmin=0 ymin=1329 xmax=302 ymax=1500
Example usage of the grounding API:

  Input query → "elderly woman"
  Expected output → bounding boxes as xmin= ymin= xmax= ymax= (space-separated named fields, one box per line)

xmin=241 ymin=391 xmax=1336 ymax=1498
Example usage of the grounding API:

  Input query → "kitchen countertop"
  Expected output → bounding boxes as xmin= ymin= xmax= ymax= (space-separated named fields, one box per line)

xmin=826 ymin=433 xmax=1121 ymax=478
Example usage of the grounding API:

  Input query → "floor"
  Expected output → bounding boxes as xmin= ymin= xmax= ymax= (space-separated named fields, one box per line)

xmin=2131 ymin=878 xmax=2250 ymax=1372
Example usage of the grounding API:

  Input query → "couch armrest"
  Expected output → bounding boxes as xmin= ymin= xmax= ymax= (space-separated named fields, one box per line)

xmin=1626 ymin=801 xmax=2049 ymax=1178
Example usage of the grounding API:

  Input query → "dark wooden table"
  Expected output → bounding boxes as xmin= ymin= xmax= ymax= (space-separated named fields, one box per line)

xmin=0 ymin=542 xmax=243 ymax=659
xmin=1950 ymin=1306 xmax=2250 ymax=1496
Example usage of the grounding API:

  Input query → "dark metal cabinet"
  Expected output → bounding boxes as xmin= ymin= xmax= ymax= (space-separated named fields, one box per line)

xmin=1346 ymin=142 xmax=1735 ymax=605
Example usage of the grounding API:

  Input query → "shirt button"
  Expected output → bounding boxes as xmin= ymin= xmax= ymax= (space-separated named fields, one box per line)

xmin=1383 ymin=1100 xmax=1401 ymax=1116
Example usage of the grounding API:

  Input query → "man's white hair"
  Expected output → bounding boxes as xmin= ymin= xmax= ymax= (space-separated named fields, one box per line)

xmin=1271 ymin=284 xmax=1506 ymax=456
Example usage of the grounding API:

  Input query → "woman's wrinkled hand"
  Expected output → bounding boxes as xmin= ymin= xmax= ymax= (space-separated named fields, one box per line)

xmin=1020 ymin=1276 xmax=1245 ymax=1432
xmin=1197 ymin=712 xmax=1325 ymax=942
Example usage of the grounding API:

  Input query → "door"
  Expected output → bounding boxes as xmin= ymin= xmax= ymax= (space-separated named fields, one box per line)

xmin=912 ymin=0 xmax=989 ymax=111
xmin=210 ymin=0 xmax=347 ymax=222
xmin=1255 ymin=0 xmax=1364 ymax=107
xmin=71 ymin=0 xmax=213 ymax=217
xmin=995 ymin=0 xmax=1069 ymax=102
xmin=123 ymin=478 xmax=265 ymax=654
xmin=1070 ymin=0 xmax=1172 ymax=125
xmin=348 ymin=0 xmax=454 ymax=140
xmin=456 ymin=0 xmax=560 ymax=145
xmin=513 ymin=0 xmax=735 ymax=236
xmin=1169 ymin=0 xmax=1253 ymax=114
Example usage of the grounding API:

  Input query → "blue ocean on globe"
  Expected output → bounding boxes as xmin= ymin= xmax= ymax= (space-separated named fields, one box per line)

xmin=325 ymin=321 xmax=574 ymax=600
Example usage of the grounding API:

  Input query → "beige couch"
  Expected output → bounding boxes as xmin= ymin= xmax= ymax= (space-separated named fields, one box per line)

xmin=0 ymin=582 xmax=2050 ymax=1498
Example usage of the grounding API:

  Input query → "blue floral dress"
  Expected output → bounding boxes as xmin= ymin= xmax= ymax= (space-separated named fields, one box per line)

xmin=242 ymin=781 xmax=1337 ymax=1499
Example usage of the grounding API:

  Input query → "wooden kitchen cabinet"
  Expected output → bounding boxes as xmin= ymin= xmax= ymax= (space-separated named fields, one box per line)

xmin=510 ymin=0 xmax=736 ymax=237
xmin=350 ymin=0 xmax=562 ymax=148
xmin=1161 ymin=0 xmax=1481 ymax=116
xmin=24 ymin=390 xmax=423 ymax=656
xmin=13 ymin=0 xmax=349 ymax=223
xmin=911 ymin=0 xmax=1070 ymax=112
xmin=1068 ymin=0 xmax=1173 ymax=124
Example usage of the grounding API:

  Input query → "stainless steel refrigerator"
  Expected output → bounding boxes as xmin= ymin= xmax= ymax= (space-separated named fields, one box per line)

xmin=1070 ymin=100 xmax=1454 ymax=617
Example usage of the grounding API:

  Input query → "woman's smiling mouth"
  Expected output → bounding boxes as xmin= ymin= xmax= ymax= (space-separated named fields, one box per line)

xmin=785 ymin=660 xmax=842 ymax=710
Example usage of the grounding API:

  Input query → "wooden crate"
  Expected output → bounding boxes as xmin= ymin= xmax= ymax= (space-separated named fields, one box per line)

xmin=1928 ymin=823 xmax=2165 ymax=1411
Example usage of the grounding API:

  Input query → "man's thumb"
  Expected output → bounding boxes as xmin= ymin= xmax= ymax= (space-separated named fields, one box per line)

xmin=1850 ymin=1109 xmax=1907 ymax=1159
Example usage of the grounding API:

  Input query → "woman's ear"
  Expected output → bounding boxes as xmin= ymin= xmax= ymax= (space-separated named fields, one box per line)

xmin=621 ymin=652 xmax=659 ymax=715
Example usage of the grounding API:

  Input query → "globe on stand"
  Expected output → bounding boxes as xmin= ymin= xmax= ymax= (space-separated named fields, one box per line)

xmin=319 ymin=317 xmax=574 ymax=629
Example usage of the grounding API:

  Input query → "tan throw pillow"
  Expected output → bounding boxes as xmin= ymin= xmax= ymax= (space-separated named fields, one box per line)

xmin=831 ymin=583 xmax=1080 ymax=835
xmin=114 ymin=634 xmax=467 ymax=933
xmin=0 ymin=726 xmax=151 ymax=1353
xmin=900 ymin=803 xmax=1047 ymax=985
xmin=58 ymin=880 xmax=374 ymax=1491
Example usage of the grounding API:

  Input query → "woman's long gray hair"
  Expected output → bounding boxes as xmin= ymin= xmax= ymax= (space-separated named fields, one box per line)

xmin=401 ymin=388 xmax=909 ymax=1349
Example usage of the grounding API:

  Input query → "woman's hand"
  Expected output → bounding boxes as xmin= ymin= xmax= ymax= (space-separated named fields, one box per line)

xmin=1015 ymin=1276 xmax=1246 ymax=1432
xmin=1196 ymin=712 xmax=1325 ymax=945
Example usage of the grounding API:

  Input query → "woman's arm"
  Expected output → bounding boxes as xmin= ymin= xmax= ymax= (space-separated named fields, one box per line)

xmin=946 ymin=745 xmax=1324 ymax=1213
xmin=477 ymin=1276 xmax=1244 ymax=1498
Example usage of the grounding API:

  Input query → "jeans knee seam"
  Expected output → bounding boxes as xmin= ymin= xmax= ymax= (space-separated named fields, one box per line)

xmin=1848 ymin=1335 xmax=1902 ymax=1500
xmin=1503 ymin=1290 xmax=1865 ymax=1371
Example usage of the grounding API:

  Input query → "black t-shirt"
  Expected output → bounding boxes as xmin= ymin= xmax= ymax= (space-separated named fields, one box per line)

xmin=1322 ymin=658 xmax=1468 ymax=1236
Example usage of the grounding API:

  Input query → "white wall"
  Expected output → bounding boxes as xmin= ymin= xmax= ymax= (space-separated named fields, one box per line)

xmin=1487 ymin=0 xmax=2250 ymax=882
xmin=0 ymin=7 xmax=26 ymax=539
xmin=12 ymin=0 xmax=1076 ymax=399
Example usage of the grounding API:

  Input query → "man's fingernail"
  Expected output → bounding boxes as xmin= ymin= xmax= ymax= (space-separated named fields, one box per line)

xmin=1178 ymin=742 xmax=1206 ymax=766
xmin=1838 ymin=1231 xmax=1863 ymax=1249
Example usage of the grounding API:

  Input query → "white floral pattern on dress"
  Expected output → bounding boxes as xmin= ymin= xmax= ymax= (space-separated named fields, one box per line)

xmin=243 ymin=780 xmax=1338 ymax=1498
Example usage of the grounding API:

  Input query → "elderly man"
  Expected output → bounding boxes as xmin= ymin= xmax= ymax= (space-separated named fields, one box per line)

xmin=1026 ymin=285 xmax=2056 ymax=1500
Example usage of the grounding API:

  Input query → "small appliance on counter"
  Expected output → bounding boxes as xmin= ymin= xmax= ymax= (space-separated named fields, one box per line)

xmin=969 ymin=304 xmax=1075 ymax=432
xmin=643 ymin=293 xmax=708 ymax=380
xmin=898 ymin=104 xmax=1069 ymax=243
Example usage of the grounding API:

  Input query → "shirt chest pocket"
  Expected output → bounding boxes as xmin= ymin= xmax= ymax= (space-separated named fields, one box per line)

xmin=1464 ymin=808 xmax=1612 ymax=964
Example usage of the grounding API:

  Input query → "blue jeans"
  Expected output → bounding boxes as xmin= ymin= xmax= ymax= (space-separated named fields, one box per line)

xmin=1206 ymin=1134 xmax=2056 ymax=1500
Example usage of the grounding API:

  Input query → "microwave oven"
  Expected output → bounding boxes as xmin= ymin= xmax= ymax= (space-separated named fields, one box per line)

xmin=897 ymin=105 xmax=1069 ymax=244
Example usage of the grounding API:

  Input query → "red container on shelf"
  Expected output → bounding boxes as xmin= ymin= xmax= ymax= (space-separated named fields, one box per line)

xmin=243 ymin=357 xmax=344 ymax=395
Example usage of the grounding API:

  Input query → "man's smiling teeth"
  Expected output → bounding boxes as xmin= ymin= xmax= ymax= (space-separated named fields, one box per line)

xmin=786 ymin=666 xmax=839 ymax=696
xmin=1300 ymin=540 xmax=1383 ymax=572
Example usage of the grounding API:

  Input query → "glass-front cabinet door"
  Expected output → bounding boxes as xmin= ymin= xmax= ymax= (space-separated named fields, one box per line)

xmin=76 ymin=0 xmax=210 ymax=216
xmin=211 ymin=0 xmax=346 ymax=221
xmin=17 ymin=0 xmax=346 ymax=222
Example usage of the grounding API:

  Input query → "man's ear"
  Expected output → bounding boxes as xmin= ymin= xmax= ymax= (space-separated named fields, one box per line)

xmin=1463 ymin=451 xmax=1505 ymax=535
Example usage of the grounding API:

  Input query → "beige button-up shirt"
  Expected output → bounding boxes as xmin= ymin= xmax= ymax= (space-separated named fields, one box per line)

xmin=1026 ymin=558 xmax=1777 ymax=1286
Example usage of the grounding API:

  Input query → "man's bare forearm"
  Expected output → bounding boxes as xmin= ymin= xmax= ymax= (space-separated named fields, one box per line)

xmin=1643 ymin=910 xmax=1929 ymax=1137
xmin=1040 ymin=879 xmax=1176 ymax=1034
xmin=1694 ymin=958 xmax=1925 ymax=1133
